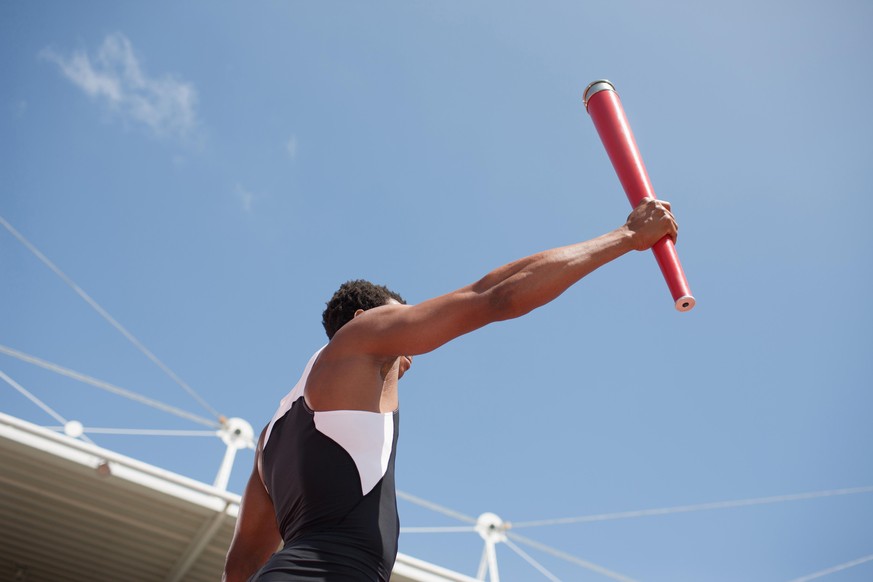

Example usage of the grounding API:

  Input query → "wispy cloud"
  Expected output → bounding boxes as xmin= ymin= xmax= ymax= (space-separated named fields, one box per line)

xmin=236 ymin=183 xmax=254 ymax=213
xmin=41 ymin=33 xmax=198 ymax=138
xmin=286 ymin=136 xmax=298 ymax=159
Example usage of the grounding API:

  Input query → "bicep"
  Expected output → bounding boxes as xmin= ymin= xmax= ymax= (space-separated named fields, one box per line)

xmin=234 ymin=463 xmax=280 ymax=545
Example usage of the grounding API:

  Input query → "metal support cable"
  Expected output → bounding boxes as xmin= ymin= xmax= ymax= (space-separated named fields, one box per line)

xmin=0 ymin=344 xmax=219 ymax=428
xmin=503 ymin=537 xmax=562 ymax=582
xmin=400 ymin=526 xmax=477 ymax=534
xmin=45 ymin=427 xmax=219 ymax=437
xmin=787 ymin=553 xmax=873 ymax=582
xmin=1 ymin=369 xmax=95 ymax=445
xmin=506 ymin=532 xmax=637 ymax=582
xmin=396 ymin=490 xmax=478 ymax=524
xmin=1 ymin=369 xmax=67 ymax=425
xmin=396 ymin=491 xmax=629 ymax=580
xmin=510 ymin=486 xmax=873 ymax=528
xmin=0 ymin=214 xmax=222 ymax=420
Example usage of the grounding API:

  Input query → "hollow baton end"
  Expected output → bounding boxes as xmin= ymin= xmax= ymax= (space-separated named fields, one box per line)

xmin=675 ymin=295 xmax=696 ymax=312
xmin=583 ymin=79 xmax=617 ymax=111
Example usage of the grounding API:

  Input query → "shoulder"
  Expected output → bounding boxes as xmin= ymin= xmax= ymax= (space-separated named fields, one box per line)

xmin=305 ymin=336 xmax=393 ymax=412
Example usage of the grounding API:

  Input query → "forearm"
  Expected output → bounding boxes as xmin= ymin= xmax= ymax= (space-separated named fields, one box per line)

xmin=472 ymin=226 xmax=635 ymax=320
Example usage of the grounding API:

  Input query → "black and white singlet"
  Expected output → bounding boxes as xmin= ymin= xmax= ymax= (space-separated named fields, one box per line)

xmin=250 ymin=348 xmax=400 ymax=581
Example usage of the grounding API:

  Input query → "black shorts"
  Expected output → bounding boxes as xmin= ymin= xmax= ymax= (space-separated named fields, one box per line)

xmin=249 ymin=539 xmax=388 ymax=582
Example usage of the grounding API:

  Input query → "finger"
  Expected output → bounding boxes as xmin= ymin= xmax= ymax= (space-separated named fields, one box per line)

xmin=656 ymin=199 xmax=675 ymax=221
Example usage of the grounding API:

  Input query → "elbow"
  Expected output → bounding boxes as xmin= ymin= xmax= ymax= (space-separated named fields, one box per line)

xmin=223 ymin=550 xmax=257 ymax=582
xmin=221 ymin=558 xmax=240 ymax=582
xmin=222 ymin=562 xmax=254 ymax=582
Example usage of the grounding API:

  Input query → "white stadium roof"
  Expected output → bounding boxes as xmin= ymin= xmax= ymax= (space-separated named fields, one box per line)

xmin=0 ymin=411 xmax=477 ymax=582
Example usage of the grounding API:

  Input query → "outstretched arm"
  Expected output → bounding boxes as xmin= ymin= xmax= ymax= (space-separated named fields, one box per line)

xmin=222 ymin=430 xmax=281 ymax=582
xmin=334 ymin=197 xmax=677 ymax=357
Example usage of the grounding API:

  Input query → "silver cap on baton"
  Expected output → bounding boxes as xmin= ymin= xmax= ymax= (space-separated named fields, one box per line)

xmin=583 ymin=79 xmax=616 ymax=111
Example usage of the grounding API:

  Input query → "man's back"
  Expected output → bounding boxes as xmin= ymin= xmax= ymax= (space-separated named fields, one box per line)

xmin=251 ymin=350 xmax=400 ymax=581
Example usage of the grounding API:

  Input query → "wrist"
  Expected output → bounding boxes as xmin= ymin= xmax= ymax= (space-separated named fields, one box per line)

xmin=612 ymin=225 xmax=637 ymax=253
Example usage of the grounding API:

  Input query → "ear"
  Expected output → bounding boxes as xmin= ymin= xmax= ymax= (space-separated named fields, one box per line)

xmin=353 ymin=309 xmax=365 ymax=318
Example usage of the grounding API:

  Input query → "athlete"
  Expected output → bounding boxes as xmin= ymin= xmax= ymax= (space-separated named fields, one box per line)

xmin=223 ymin=197 xmax=679 ymax=581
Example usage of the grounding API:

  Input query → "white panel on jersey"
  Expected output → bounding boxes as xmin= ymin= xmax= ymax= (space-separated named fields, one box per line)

xmin=264 ymin=346 xmax=325 ymax=449
xmin=313 ymin=410 xmax=394 ymax=496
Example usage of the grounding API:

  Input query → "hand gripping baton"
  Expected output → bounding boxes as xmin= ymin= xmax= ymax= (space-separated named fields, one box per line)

xmin=583 ymin=79 xmax=695 ymax=312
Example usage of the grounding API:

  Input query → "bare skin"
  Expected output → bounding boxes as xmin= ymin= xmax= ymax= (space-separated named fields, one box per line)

xmin=223 ymin=197 xmax=678 ymax=581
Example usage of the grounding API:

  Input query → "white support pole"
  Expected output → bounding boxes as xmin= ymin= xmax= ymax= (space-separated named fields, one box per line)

xmin=476 ymin=544 xmax=489 ymax=580
xmin=485 ymin=539 xmax=500 ymax=582
xmin=213 ymin=443 xmax=238 ymax=491
xmin=475 ymin=512 xmax=507 ymax=582
xmin=212 ymin=417 xmax=255 ymax=491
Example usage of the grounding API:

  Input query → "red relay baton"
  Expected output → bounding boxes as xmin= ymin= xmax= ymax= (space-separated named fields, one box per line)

xmin=583 ymin=79 xmax=695 ymax=312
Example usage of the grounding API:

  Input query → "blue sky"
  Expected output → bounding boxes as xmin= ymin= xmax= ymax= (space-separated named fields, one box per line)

xmin=2 ymin=1 xmax=872 ymax=580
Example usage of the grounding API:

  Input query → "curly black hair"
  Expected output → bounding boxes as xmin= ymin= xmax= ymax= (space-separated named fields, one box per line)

xmin=322 ymin=279 xmax=406 ymax=339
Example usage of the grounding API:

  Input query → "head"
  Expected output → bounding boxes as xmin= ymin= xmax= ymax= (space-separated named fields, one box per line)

xmin=322 ymin=279 xmax=406 ymax=340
